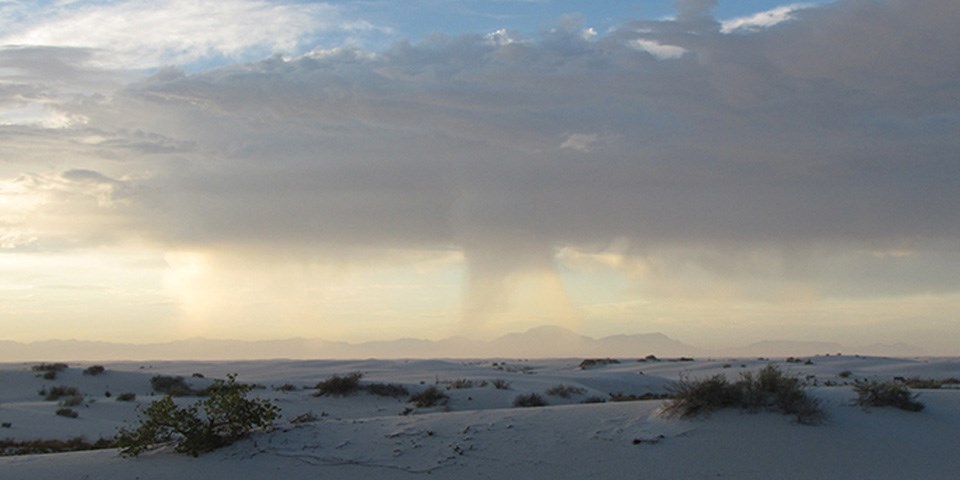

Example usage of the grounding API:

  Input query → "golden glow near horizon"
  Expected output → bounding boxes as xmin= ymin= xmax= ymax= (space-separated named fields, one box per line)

xmin=2 ymin=0 xmax=960 ymax=355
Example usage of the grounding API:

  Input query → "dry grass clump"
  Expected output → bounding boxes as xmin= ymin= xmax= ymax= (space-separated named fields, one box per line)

xmin=365 ymin=383 xmax=409 ymax=398
xmin=854 ymin=381 xmax=924 ymax=412
xmin=116 ymin=392 xmax=137 ymax=402
xmin=900 ymin=377 xmax=960 ymax=389
xmin=314 ymin=373 xmax=363 ymax=397
xmin=151 ymin=375 xmax=205 ymax=397
xmin=491 ymin=379 xmax=511 ymax=390
xmin=408 ymin=386 xmax=449 ymax=408
xmin=545 ymin=384 xmax=586 ymax=398
xmin=662 ymin=364 xmax=826 ymax=425
xmin=43 ymin=386 xmax=80 ymax=401
xmin=0 ymin=437 xmax=115 ymax=456
xmin=579 ymin=358 xmax=620 ymax=369
xmin=55 ymin=408 xmax=79 ymax=418
xmin=513 ymin=393 xmax=548 ymax=407
xmin=609 ymin=392 xmax=672 ymax=402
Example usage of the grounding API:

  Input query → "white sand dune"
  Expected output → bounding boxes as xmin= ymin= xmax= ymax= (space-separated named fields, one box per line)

xmin=2 ymin=356 xmax=958 ymax=479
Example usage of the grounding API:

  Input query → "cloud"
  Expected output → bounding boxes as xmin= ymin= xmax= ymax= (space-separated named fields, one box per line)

xmin=0 ymin=0 xmax=373 ymax=69
xmin=3 ymin=0 xmax=960 ymax=326
xmin=720 ymin=4 xmax=814 ymax=34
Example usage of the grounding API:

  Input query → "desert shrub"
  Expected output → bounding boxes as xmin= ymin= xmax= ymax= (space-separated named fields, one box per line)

xmin=901 ymin=377 xmax=960 ymax=389
xmin=151 ymin=376 xmax=202 ymax=397
xmin=116 ymin=392 xmax=137 ymax=402
xmin=853 ymin=381 xmax=924 ymax=412
xmin=581 ymin=395 xmax=608 ymax=404
xmin=365 ymin=383 xmax=409 ymax=397
xmin=645 ymin=354 xmax=659 ymax=361
xmin=273 ymin=383 xmax=298 ymax=392
xmin=837 ymin=370 xmax=853 ymax=379
xmin=579 ymin=358 xmax=620 ymax=369
xmin=0 ymin=437 xmax=115 ymax=456
xmin=116 ymin=374 xmax=280 ymax=457
xmin=60 ymin=395 xmax=84 ymax=407
xmin=662 ymin=365 xmax=826 ymax=425
xmin=513 ymin=393 xmax=548 ymax=407
xmin=44 ymin=386 xmax=80 ymax=401
xmin=83 ymin=365 xmax=106 ymax=376
xmin=314 ymin=373 xmax=363 ymax=397
xmin=56 ymin=408 xmax=79 ymax=418
xmin=609 ymin=392 xmax=672 ymax=402
xmin=545 ymin=384 xmax=586 ymax=398
xmin=491 ymin=379 xmax=511 ymax=390
xmin=192 ymin=373 xmax=205 ymax=378
xmin=42 ymin=371 xmax=58 ymax=380
xmin=408 ymin=386 xmax=448 ymax=408
xmin=32 ymin=363 xmax=68 ymax=373
xmin=2 ymin=422 xmax=12 ymax=428
xmin=445 ymin=379 xmax=475 ymax=389
xmin=290 ymin=411 xmax=324 ymax=424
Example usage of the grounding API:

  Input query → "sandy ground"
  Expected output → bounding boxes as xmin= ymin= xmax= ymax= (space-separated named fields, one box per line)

xmin=2 ymin=355 xmax=959 ymax=479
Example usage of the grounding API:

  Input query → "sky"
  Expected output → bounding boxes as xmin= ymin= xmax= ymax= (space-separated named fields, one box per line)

xmin=1 ymin=0 xmax=959 ymax=353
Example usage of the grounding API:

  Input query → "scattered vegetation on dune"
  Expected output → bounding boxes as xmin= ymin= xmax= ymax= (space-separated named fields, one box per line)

xmin=0 ymin=437 xmax=116 ymax=456
xmin=899 ymin=377 xmax=960 ymax=389
xmin=151 ymin=375 xmax=206 ymax=397
xmin=365 ymin=382 xmax=409 ymax=397
xmin=116 ymin=374 xmax=280 ymax=457
xmin=116 ymin=392 xmax=137 ymax=402
xmin=82 ymin=365 xmax=106 ymax=376
xmin=579 ymin=358 xmax=620 ymax=369
xmin=43 ymin=386 xmax=81 ymax=401
xmin=491 ymin=378 xmax=511 ymax=390
xmin=314 ymin=373 xmax=364 ymax=397
xmin=513 ymin=393 xmax=548 ymax=407
xmin=853 ymin=380 xmax=924 ymax=412
xmin=545 ymin=384 xmax=586 ymax=398
xmin=661 ymin=364 xmax=826 ymax=425
xmin=608 ymin=392 xmax=672 ymax=402
xmin=408 ymin=386 xmax=449 ymax=408
xmin=32 ymin=363 xmax=68 ymax=380
xmin=55 ymin=408 xmax=79 ymax=418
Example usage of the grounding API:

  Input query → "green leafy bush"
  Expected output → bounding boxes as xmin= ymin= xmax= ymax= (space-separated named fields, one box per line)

xmin=314 ymin=373 xmax=363 ymax=397
xmin=116 ymin=375 xmax=280 ymax=457
xmin=854 ymin=381 xmax=924 ymax=412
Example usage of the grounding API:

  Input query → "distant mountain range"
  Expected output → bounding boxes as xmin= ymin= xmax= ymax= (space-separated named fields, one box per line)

xmin=0 ymin=326 xmax=928 ymax=361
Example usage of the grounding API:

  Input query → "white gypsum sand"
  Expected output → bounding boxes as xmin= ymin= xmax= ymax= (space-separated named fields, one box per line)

xmin=1 ymin=356 xmax=959 ymax=479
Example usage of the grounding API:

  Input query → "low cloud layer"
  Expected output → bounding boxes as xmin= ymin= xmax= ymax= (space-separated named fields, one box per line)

xmin=2 ymin=0 xmax=959 ymax=346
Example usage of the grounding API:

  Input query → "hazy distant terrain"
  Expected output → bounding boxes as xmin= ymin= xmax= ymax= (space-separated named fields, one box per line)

xmin=0 ymin=326 xmax=928 ymax=361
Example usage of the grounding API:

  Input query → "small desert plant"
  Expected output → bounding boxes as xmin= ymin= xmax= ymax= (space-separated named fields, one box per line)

xmin=662 ymin=364 xmax=826 ymax=425
xmin=314 ymin=373 xmax=363 ymax=397
xmin=2 ymin=422 xmax=13 ymax=428
xmin=83 ymin=365 xmax=106 ymax=376
xmin=44 ymin=386 xmax=81 ymax=401
xmin=32 ymin=363 xmax=68 ymax=373
xmin=837 ymin=370 xmax=853 ymax=379
xmin=116 ymin=392 xmax=137 ymax=402
xmin=581 ymin=395 xmax=608 ymax=404
xmin=579 ymin=358 xmax=620 ymax=369
xmin=290 ymin=411 xmax=324 ymax=424
xmin=445 ymin=379 xmax=475 ymax=389
xmin=901 ymin=377 xmax=960 ymax=389
xmin=491 ymin=379 xmax=511 ymax=390
xmin=408 ymin=386 xmax=448 ymax=408
xmin=55 ymin=408 xmax=79 ymax=418
xmin=273 ymin=383 xmax=298 ymax=392
xmin=545 ymin=384 xmax=586 ymax=398
xmin=365 ymin=383 xmax=409 ymax=397
xmin=609 ymin=392 xmax=672 ymax=402
xmin=0 ymin=437 xmax=116 ymax=455
xmin=513 ymin=393 xmax=548 ymax=407
xmin=116 ymin=374 xmax=280 ymax=457
xmin=853 ymin=381 xmax=924 ymax=412
xmin=60 ymin=395 xmax=84 ymax=407
xmin=151 ymin=376 xmax=202 ymax=397
xmin=42 ymin=371 xmax=58 ymax=380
